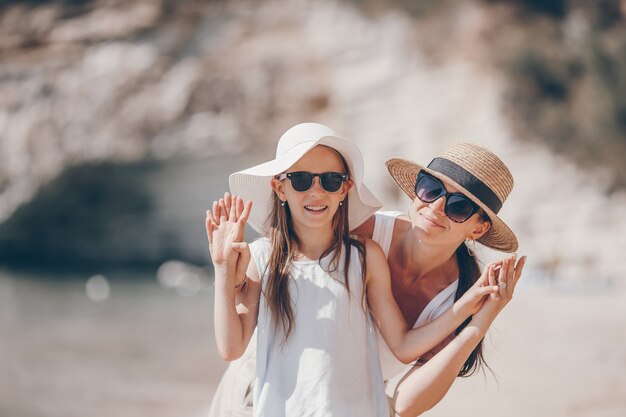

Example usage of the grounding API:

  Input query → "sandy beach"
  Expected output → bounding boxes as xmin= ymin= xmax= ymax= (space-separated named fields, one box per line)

xmin=427 ymin=289 xmax=626 ymax=417
xmin=3 ymin=270 xmax=625 ymax=417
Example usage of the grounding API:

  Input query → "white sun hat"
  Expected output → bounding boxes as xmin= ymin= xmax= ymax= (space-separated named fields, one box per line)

xmin=229 ymin=123 xmax=383 ymax=236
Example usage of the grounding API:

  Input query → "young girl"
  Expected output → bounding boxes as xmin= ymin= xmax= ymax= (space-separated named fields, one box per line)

xmin=205 ymin=123 xmax=501 ymax=416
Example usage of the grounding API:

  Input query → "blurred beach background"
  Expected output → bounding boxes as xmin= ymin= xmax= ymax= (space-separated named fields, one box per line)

xmin=1 ymin=0 xmax=626 ymax=416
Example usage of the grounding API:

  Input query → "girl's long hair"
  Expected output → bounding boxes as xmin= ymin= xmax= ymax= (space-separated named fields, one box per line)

xmin=453 ymin=213 xmax=492 ymax=377
xmin=264 ymin=148 xmax=366 ymax=342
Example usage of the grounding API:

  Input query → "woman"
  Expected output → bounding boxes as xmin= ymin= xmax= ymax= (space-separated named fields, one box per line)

xmin=208 ymin=140 xmax=525 ymax=417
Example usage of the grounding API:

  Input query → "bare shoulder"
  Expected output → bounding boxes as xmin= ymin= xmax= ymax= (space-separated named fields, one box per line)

xmin=364 ymin=238 xmax=388 ymax=270
xmin=363 ymin=238 xmax=391 ymax=289
xmin=364 ymin=237 xmax=385 ymax=254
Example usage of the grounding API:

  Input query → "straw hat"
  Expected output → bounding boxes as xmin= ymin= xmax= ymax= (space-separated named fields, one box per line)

xmin=386 ymin=142 xmax=518 ymax=252
xmin=230 ymin=123 xmax=382 ymax=236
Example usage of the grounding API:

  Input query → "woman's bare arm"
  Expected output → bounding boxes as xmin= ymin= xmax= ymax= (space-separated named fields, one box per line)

xmin=390 ymin=256 xmax=526 ymax=416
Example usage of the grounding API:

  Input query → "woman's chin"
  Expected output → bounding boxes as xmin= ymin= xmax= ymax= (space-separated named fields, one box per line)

xmin=412 ymin=221 xmax=447 ymax=242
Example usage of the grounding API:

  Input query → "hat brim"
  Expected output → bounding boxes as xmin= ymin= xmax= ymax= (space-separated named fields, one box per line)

xmin=385 ymin=158 xmax=518 ymax=252
xmin=230 ymin=136 xmax=382 ymax=235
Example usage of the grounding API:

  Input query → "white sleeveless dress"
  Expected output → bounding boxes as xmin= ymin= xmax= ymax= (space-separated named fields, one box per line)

xmin=250 ymin=238 xmax=388 ymax=417
xmin=372 ymin=211 xmax=459 ymax=381
xmin=207 ymin=212 xmax=459 ymax=416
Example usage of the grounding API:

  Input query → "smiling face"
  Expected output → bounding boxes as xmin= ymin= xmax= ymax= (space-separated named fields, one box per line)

xmin=271 ymin=145 xmax=352 ymax=235
xmin=408 ymin=176 xmax=491 ymax=247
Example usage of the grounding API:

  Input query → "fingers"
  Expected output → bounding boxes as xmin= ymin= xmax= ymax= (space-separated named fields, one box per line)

xmin=223 ymin=192 xmax=232 ymax=218
xmin=475 ymin=268 xmax=490 ymax=287
xmin=235 ymin=196 xmax=244 ymax=219
xmin=206 ymin=207 xmax=219 ymax=245
xmin=508 ymin=255 xmax=527 ymax=297
xmin=218 ymin=199 xmax=227 ymax=222
xmin=498 ymin=258 xmax=511 ymax=298
xmin=205 ymin=211 xmax=214 ymax=245
xmin=475 ymin=259 xmax=502 ymax=287
xmin=499 ymin=257 xmax=512 ymax=299
xmin=229 ymin=195 xmax=237 ymax=222
xmin=513 ymin=256 xmax=527 ymax=285
xmin=499 ymin=254 xmax=520 ymax=299
xmin=232 ymin=242 xmax=250 ymax=268
xmin=231 ymin=241 xmax=248 ymax=252
xmin=210 ymin=194 xmax=251 ymax=227
xmin=488 ymin=263 xmax=499 ymax=300
xmin=234 ymin=242 xmax=251 ymax=289
xmin=507 ymin=254 xmax=516 ymax=285
xmin=213 ymin=201 xmax=221 ymax=224
xmin=475 ymin=283 xmax=498 ymax=297
xmin=239 ymin=200 xmax=253 ymax=224
xmin=207 ymin=207 xmax=218 ymax=226
xmin=233 ymin=200 xmax=252 ymax=242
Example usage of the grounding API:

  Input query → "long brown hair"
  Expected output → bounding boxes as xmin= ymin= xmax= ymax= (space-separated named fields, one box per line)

xmin=454 ymin=212 xmax=492 ymax=377
xmin=264 ymin=147 xmax=367 ymax=342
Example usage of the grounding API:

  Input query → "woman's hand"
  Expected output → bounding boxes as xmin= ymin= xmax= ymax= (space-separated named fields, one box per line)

xmin=205 ymin=192 xmax=252 ymax=279
xmin=472 ymin=255 xmax=527 ymax=328
xmin=452 ymin=259 xmax=504 ymax=318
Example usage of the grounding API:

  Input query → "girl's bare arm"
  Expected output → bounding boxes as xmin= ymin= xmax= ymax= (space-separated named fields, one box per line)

xmin=365 ymin=239 xmax=501 ymax=364
xmin=207 ymin=194 xmax=261 ymax=360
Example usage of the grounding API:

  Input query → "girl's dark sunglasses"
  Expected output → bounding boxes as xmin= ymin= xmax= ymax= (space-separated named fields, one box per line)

xmin=276 ymin=171 xmax=348 ymax=193
xmin=415 ymin=171 xmax=480 ymax=223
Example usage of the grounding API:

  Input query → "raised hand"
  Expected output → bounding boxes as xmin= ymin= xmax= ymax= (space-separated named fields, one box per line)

xmin=205 ymin=192 xmax=252 ymax=271
xmin=217 ymin=192 xmax=248 ymax=243
xmin=452 ymin=259 xmax=503 ymax=318
xmin=474 ymin=254 xmax=527 ymax=325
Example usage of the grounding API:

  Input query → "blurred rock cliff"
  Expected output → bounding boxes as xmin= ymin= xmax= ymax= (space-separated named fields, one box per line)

xmin=1 ymin=0 xmax=625 ymax=286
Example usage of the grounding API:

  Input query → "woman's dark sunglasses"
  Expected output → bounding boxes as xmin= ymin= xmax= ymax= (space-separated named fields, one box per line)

xmin=415 ymin=171 xmax=479 ymax=223
xmin=277 ymin=171 xmax=348 ymax=193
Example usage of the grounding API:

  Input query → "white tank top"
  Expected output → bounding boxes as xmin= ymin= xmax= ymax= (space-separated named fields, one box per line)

xmin=250 ymin=238 xmax=388 ymax=417
xmin=372 ymin=211 xmax=459 ymax=381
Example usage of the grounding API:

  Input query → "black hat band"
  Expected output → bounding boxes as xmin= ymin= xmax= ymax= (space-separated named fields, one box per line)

xmin=428 ymin=157 xmax=503 ymax=214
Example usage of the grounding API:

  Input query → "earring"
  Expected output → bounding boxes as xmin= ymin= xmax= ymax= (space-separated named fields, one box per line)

xmin=339 ymin=201 xmax=343 ymax=207
xmin=281 ymin=201 xmax=286 ymax=207
xmin=465 ymin=239 xmax=476 ymax=257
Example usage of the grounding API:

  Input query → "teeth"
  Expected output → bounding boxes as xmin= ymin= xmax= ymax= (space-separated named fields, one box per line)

xmin=305 ymin=205 xmax=327 ymax=211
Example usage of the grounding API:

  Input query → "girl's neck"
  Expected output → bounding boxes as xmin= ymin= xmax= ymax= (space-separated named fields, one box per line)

xmin=292 ymin=223 xmax=334 ymax=261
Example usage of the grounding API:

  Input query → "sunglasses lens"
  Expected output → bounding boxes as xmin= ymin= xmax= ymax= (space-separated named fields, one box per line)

xmin=415 ymin=172 xmax=477 ymax=223
xmin=288 ymin=172 xmax=313 ymax=192
xmin=320 ymin=173 xmax=344 ymax=192
xmin=415 ymin=175 xmax=444 ymax=202
xmin=446 ymin=195 xmax=476 ymax=223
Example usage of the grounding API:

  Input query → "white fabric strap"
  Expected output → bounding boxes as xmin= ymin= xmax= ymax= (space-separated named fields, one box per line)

xmin=372 ymin=211 xmax=403 ymax=258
